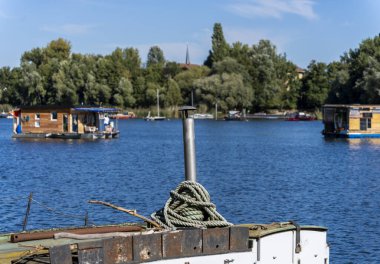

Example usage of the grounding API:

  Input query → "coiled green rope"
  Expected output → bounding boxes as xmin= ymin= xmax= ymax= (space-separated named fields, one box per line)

xmin=151 ymin=181 xmax=232 ymax=229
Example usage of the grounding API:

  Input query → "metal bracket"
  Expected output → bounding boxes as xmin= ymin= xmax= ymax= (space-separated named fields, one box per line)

xmin=290 ymin=221 xmax=302 ymax=253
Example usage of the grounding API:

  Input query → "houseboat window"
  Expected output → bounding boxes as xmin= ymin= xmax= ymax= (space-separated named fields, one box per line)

xmin=63 ymin=114 xmax=68 ymax=132
xmin=51 ymin=111 xmax=58 ymax=121
xmin=35 ymin=113 xmax=40 ymax=120
xmin=360 ymin=118 xmax=366 ymax=130
xmin=360 ymin=118 xmax=371 ymax=130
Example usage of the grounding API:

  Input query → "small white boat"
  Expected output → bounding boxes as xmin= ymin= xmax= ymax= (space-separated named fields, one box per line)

xmin=190 ymin=113 xmax=214 ymax=119
xmin=145 ymin=111 xmax=166 ymax=121
xmin=145 ymin=90 xmax=166 ymax=121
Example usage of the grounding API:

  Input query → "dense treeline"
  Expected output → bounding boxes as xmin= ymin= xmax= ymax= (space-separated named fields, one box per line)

xmin=1 ymin=23 xmax=380 ymax=115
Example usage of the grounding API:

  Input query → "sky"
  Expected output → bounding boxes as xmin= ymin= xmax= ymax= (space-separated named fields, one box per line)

xmin=0 ymin=0 xmax=380 ymax=69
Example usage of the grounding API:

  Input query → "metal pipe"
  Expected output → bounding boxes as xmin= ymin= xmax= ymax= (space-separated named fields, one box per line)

xmin=179 ymin=106 xmax=197 ymax=182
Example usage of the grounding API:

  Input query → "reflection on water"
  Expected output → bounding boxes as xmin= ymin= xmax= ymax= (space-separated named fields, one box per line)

xmin=1 ymin=119 xmax=380 ymax=263
xmin=348 ymin=138 xmax=380 ymax=147
xmin=324 ymin=137 xmax=380 ymax=150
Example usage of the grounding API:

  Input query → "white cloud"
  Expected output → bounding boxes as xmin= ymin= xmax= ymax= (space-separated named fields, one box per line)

xmin=41 ymin=24 xmax=94 ymax=35
xmin=228 ymin=0 xmax=318 ymax=20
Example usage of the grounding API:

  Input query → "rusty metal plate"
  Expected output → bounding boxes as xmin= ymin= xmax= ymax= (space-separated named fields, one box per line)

xmin=103 ymin=237 xmax=133 ymax=264
xmin=78 ymin=240 xmax=104 ymax=264
xmin=202 ymin=228 xmax=230 ymax=255
xmin=49 ymin=244 xmax=73 ymax=264
xmin=162 ymin=229 xmax=202 ymax=258
xmin=229 ymin=226 xmax=250 ymax=252
xmin=162 ymin=230 xmax=183 ymax=258
xmin=181 ymin=229 xmax=203 ymax=257
xmin=133 ymin=233 xmax=162 ymax=262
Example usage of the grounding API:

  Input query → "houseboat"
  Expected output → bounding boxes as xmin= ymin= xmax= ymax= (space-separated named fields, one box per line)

xmin=322 ymin=104 xmax=380 ymax=138
xmin=12 ymin=105 xmax=120 ymax=139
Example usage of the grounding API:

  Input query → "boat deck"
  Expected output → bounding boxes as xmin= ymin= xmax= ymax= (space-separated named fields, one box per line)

xmin=0 ymin=222 xmax=328 ymax=264
xmin=12 ymin=131 xmax=119 ymax=139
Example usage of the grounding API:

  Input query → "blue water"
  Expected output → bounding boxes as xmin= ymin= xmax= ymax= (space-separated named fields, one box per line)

xmin=1 ymin=118 xmax=380 ymax=263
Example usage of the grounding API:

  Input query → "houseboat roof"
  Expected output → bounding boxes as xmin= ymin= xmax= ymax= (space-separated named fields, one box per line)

xmin=323 ymin=104 xmax=380 ymax=109
xmin=73 ymin=107 xmax=119 ymax=113
xmin=14 ymin=105 xmax=120 ymax=113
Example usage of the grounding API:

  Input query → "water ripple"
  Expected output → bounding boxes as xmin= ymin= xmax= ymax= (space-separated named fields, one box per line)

xmin=1 ymin=119 xmax=380 ymax=262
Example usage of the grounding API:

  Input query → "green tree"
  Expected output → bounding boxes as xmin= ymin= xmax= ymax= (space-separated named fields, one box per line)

xmin=299 ymin=61 xmax=330 ymax=109
xmin=174 ymin=66 xmax=210 ymax=106
xmin=249 ymin=40 xmax=279 ymax=111
xmin=98 ymin=84 xmax=112 ymax=105
xmin=123 ymin=47 xmax=142 ymax=79
xmin=147 ymin=46 xmax=165 ymax=67
xmin=194 ymin=72 xmax=252 ymax=112
xmin=44 ymin=38 xmax=71 ymax=62
xmin=0 ymin=67 xmax=12 ymax=104
xmin=52 ymin=61 xmax=79 ymax=105
xmin=19 ymin=62 xmax=46 ymax=105
xmin=343 ymin=35 xmax=380 ymax=103
xmin=133 ymin=76 xmax=148 ymax=107
xmin=145 ymin=82 xmax=162 ymax=110
xmin=276 ymin=59 xmax=301 ymax=110
xmin=326 ymin=61 xmax=349 ymax=104
xmin=230 ymin=42 xmax=251 ymax=67
xmin=163 ymin=61 xmax=181 ymax=79
xmin=83 ymin=73 xmax=98 ymax=104
xmin=21 ymin=48 xmax=44 ymax=67
xmin=113 ymin=77 xmax=136 ymax=108
xmin=7 ymin=68 xmax=23 ymax=106
xmin=165 ymin=78 xmax=182 ymax=107
xmin=356 ymin=57 xmax=380 ymax=103
xmin=204 ymin=23 xmax=230 ymax=67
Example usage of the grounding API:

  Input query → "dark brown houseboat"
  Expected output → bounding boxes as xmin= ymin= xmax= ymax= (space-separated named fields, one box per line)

xmin=12 ymin=105 xmax=120 ymax=139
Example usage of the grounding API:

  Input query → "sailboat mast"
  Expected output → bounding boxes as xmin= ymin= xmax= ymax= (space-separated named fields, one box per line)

xmin=157 ymin=89 xmax=160 ymax=117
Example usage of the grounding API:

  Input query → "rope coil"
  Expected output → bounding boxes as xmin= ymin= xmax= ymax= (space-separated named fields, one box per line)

xmin=151 ymin=181 xmax=232 ymax=229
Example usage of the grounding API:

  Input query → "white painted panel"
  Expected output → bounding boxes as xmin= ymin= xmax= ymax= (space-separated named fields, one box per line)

xmin=149 ymin=251 xmax=255 ymax=264
xmin=259 ymin=231 xmax=294 ymax=264
xmin=295 ymin=230 xmax=329 ymax=264
xmin=135 ymin=230 xmax=329 ymax=264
